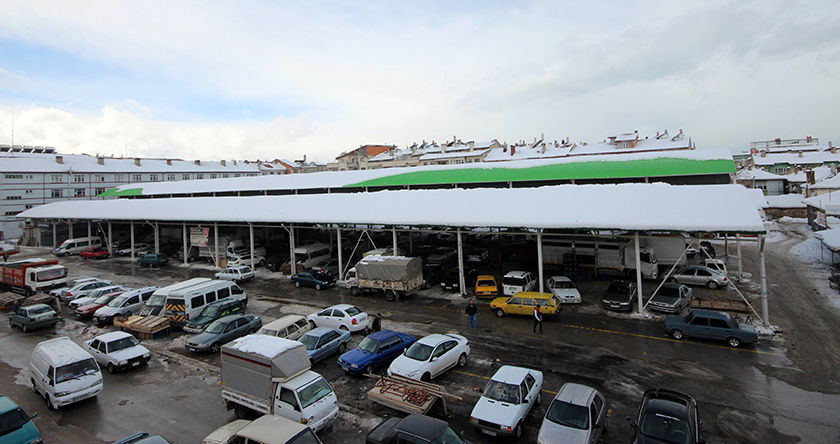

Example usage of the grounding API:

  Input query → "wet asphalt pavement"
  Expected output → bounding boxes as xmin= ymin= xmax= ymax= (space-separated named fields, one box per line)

xmin=1 ymin=234 xmax=839 ymax=444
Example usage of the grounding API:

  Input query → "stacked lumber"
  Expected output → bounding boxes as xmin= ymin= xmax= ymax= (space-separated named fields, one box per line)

xmin=115 ymin=315 xmax=170 ymax=333
xmin=690 ymin=296 xmax=754 ymax=313
xmin=365 ymin=374 xmax=462 ymax=416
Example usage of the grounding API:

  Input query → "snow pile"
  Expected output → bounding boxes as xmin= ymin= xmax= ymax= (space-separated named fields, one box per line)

xmin=778 ymin=216 xmax=808 ymax=223
xmin=226 ymin=334 xmax=300 ymax=358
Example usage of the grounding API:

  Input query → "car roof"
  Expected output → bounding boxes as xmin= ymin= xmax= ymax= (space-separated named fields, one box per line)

xmin=477 ymin=275 xmax=495 ymax=280
xmin=397 ymin=414 xmax=448 ymax=439
xmin=514 ymin=291 xmax=555 ymax=299
xmin=367 ymin=329 xmax=399 ymax=340
xmin=307 ymin=326 xmax=339 ymax=336
xmin=643 ymin=389 xmax=693 ymax=419
xmin=549 ymin=276 xmax=572 ymax=282
xmin=491 ymin=365 xmax=533 ymax=384
xmin=95 ymin=331 xmax=134 ymax=342
xmin=682 ymin=265 xmax=723 ymax=274
xmin=691 ymin=309 xmax=731 ymax=320
xmin=217 ymin=314 xmax=248 ymax=323
xmin=504 ymin=271 xmax=530 ymax=278
xmin=329 ymin=304 xmax=357 ymax=311
xmin=555 ymin=383 xmax=598 ymax=406
xmin=416 ymin=333 xmax=462 ymax=346
xmin=24 ymin=303 xmax=53 ymax=311
xmin=236 ymin=415 xmax=309 ymax=442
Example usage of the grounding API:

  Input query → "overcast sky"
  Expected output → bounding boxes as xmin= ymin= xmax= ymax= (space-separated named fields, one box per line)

xmin=0 ymin=0 xmax=838 ymax=163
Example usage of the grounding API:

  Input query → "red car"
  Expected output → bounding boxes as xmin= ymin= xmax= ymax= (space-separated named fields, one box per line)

xmin=80 ymin=247 xmax=110 ymax=260
xmin=75 ymin=292 xmax=123 ymax=319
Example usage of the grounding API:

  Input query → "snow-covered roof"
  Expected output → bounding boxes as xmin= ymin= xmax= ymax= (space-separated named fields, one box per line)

xmin=753 ymin=152 xmax=840 ymax=167
xmin=747 ymin=189 xmax=769 ymax=209
xmin=787 ymin=166 xmax=833 ymax=184
xmin=735 ymin=168 xmax=787 ymax=181
xmin=418 ymin=149 xmax=490 ymax=161
xmin=484 ymin=135 xmax=691 ymax=162
xmin=102 ymin=147 xmax=735 ymax=197
xmin=21 ymin=183 xmax=766 ymax=233
xmin=810 ymin=173 xmax=840 ymax=189
xmin=802 ymin=191 xmax=840 ymax=215
xmin=226 ymin=334 xmax=299 ymax=358
xmin=614 ymin=133 xmax=639 ymax=142
xmin=0 ymin=152 xmax=259 ymax=174
xmin=815 ymin=228 xmax=840 ymax=252
xmin=764 ymin=194 xmax=805 ymax=209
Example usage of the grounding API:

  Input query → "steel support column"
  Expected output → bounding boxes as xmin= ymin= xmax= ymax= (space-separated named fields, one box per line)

xmin=249 ymin=223 xmax=255 ymax=270
xmin=337 ymin=226 xmax=344 ymax=281
xmin=289 ymin=224 xmax=296 ymax=275
xmin=736 ymin=234 xmax=743 ymax=280
xmin=107 ymin=222 xmax=113 ymax=255
xmin=52 ymin=221 xmax=57 ymax=247
xmin=457 ymin=228 xmax=466 ymax=296
xmin=183 ymin=223 xmax=188 ymax=265
xmin=634 ymin=232 xmax=644 ymax=311
xmin=392 ymin=227 xmax=398 ymax=256
xmin=759 ymin=234 xmax=769 ymax=326
xmin=537 ymin=230 xmax=544 ymax=293
xmin=154 ymin=223 xmax=160 ymax=253
xmin=130 ymin=221 xmax=135 ymax=261
xmin=214 ymin=222 xmax=219 ymax=268
xmin=87 ymin=221 xmax=91 ymax=238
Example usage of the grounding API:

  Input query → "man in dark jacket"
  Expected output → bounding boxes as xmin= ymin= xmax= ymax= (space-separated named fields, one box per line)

xmin=465 ymin=300 xmax=478 ymax=329
xmin=371 ymin=313 xmax=382 ymax=332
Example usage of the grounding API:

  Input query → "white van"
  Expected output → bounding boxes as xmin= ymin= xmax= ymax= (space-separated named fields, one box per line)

xmin=53 ymin=237 xmax=103 ymax=257
xmin=257 ymin=315 xmax=312 ymax=340
xmin=294 ymin=243 xmax=331 ymax=269
xmin=503 ymin=271 xmax=536 ymax=296
xmin=164 ymin=280 xmax=247 ymax=328
xmin=30 ymin=337 xmax=103 ymax=409
xmin=140 ymin=278 xmax=212 ymax=317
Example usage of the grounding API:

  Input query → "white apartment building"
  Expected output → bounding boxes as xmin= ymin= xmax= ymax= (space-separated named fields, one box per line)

xmin=0 ymin=146 xmax=260 ymax=239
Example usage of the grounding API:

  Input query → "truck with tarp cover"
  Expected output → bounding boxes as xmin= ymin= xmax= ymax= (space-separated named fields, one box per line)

xmin=343 ymin=255 xmax=423 ymax=301
xmin=0 ymin=258 xmax=68 ymax=295
xmin=220 ymin=335 xmax=338 ymax=432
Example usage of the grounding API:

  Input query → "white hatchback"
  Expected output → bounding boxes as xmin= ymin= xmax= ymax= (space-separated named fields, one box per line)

xmin=546 ymin=276 xmax=581 ymax=304
xmin=83 ymin=331 xmax=151 ymax=374
xmin=215 ymin=265 xmax=255 ymax=282
xmin=306 ymin=304 xmax=369 ymax=332
xmin=388 ymin=333 xmax=470 ymax=381
xmin=470 ymin=365 xmax=544 ymax=439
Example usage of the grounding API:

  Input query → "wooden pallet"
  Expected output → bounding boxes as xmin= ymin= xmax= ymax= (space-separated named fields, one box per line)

xmin=114 ymin=315 xmax=170 ymax=336
xmin=690 ymin=296 xmax=754 ymax=313
xmin=366 ymin=374 xmax=462 ymax=416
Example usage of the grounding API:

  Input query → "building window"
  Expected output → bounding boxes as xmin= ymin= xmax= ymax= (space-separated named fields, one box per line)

xmin=74 ymin=188 xmax=86 ymax=197
xmin=94 ymin=174 xmax=105 ymax=182
xmin=222 ymin=173 xmax=229 ymax=178
xmin=5 ymin=196 xmax=21 ymax=200
xmin=5 ymin=211 xmax=21 ymax=216
xmin=167 ymin=174 xmax=176 ymax=181
xmin=4 ymin=174 xmax=23 ymax=179
xmin=149 ymin=174 xmax=159 ymax=182
xmin=25 ymin=205 xmax=33 ymax=209
xmin=94 ymin=188 xmax=106 ymax=195
xmin=196 ymin=174 xmax=204 ymax=180
xmin=234 ymin=173 xmax=241 ymax=178
xmin=182 ymin=174 xmax=190 ymax=180
xmin=24 ymin=189 xmax=32 ymax=194
xmin=209 ymin=173 xmax=218 ymax=179
xmin=455 ymin=159 xmax=465 ymax=164
xmin=51 ymin=189 xmax=62 ymax=198
xmin=114 ymin=174 xmax=124 ymax=182
xmin=25 ymin=175 xmax=32 ymax=179
xmin=74 ymin=174 xmax=85 ymax=182
xmin=132 ymin=174 xmax=142 ymax=182
xmin=51 ymin=174 xmax=62 ymax=183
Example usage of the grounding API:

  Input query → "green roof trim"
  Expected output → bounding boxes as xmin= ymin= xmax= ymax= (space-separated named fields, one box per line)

xmin=344 ymin=158 xmax=736 ymax=188
xmin=99 ymin=187 xmax=144 ymax=197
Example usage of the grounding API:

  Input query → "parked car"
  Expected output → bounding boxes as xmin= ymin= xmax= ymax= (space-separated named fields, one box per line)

xmin=366 ymin=414 xmax=468 ymax=444
xmin=470 ymin=365 xmax=544 ymax=439
xmin=215 ymin=265 xmax=255 ymax=282
xmin=628 ymin=388 xmax=704 ymax=444
xmin=185 ymin=314 xmax=262 ymax=353
xmin=80 ymin=247 xmax=110 ymax=260
xmin=137 ymin=253 xmax=169 ymax=268
xmin=50 ymin=277 xmax=108 ymax=298
xmin=337 ymin=329 xmax=417 ymax=376
xmin=307 ymin=304 xmax=369 ymax=332
xmin=113 ymin=432 xmax=172 ymax=444
xmin=665 ymin=309 xmax=758 ymax=347
xmin=258 ymin=315 xmax=313 ymax=340
xmin=502 ymin=271 xmax=536 ymax=296
xmin=466 ymin=248 xmax=489 ymax=264
xmin=83 ymin=331 xmax=151 ymax=373
xmin=441 ymin=268 xmax=478 ymax=292
xmin=291 ymin=270 xmax=336 ymax=290
xmin=310 ymin=258 xmax=340 ymax=276
xmin=69 ymin=285 xmax=127 ymax=310
xmin=75 ymin=292 xmax=123 ymax=320
xmin=8 ymin=303 xmax=59 ymax=332
xmin=475 ymin=275 xmax=499 ymax=299
xmin=118 ymin=243 xmax=151 ymax=256
xmin=491 ymin=291 xmax=561 ymax=317
xmin=388 ymin=333 xmax=469 ymax=381
xmin=183 ymin=299 xmax=247 ymax=334
xmin=425 ymin=247 xmax=457 ymax=265
xmin=265 ymin=255 xmax=285 ymax=272
xmin=666 ymin=266 xmax=728 ymax=289
xmin=228 ymin=253 xmax=266 ymax=267
xmin=546 ymin=276 xmax=581 ymax=304
xmin=58 ymin=280 xmax=113 ymax=302
xmin=299 ymin=327 xmax=351 ymax=364
xmin=647 ymin=283 xmax=692 ymax=314
xmin=601 ymin=280 xmax=637 ymax=312
xmin=93 ymin=286 xmax=159 ymax=326
xmin=538 ymin=383 xmax=608 ymax=444
xmin=0 ymin=395 xmax=42 ymax=444
xmin=422 ymin=264 xmax=445 ymax=290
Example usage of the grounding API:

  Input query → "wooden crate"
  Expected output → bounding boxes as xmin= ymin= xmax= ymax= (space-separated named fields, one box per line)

xmin=114 ymin=315 xmax=170 ymax=338
xmin=690 ymin=296 xmax=754 ymax=313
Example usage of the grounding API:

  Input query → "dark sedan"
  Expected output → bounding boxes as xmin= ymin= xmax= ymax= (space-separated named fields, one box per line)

xmin=337 ymin=329 xmax=417 ymax=376
xmin=441 ymin=268 xmax=478 ymax=292
xmin=601 ymin=280 xmax=637 ymax=312
xmin=647 ymin=283 xmax=692 ymax=314
xmin=185 ymin=314 xmax=262 ymax=353
xmin=665 ymin=309 xmax=757 ymax=348
xmin=628 ymin=388 xmax=704 ymax=444
xmin=291 ymin=271 xmax=336 ymax=290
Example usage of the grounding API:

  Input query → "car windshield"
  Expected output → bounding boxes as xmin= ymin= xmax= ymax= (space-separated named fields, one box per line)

xmin=357 ymin=337 xmax=379 ymax=353
xmin=607 ymin=284 xmax=631 ymax=294
xmin=55 ymin=358 xmax=98 ymax=384
xmin=639 ymin=412 xmax=692 ymax=444
xmin=205 ymin=320 xmax=227 ymax=334
xmin=0 ymin=407 xmax=30 ymax=435
xmin=546 ymin=400 xmax=589 ymax=429
xmin=29 ymin=306 xmax=53 ymax=315
xmin=504 ymin=277 xmax=524 ymax=286
xmin=297 ymin=378 xmax=333 ymax=409
xmin=483 ymin=380 xmax=520 ymax=404
xmin=404 ymin=342 xmax=433 ymax=361
xmin=200 ymin=305 xmax=221 ymax=318
xmin=146 ymin=295 xmax=166 ymax=307
xmin=477 ymin=280 xmax=495 ymax=287
xmin=288 ymin=429 xmax=321 ymax=444
xmin=108 ymin=295 xmax=129 ymax=307
xmin=431 ymin=427 xmax=465 ymax=444
xmin=299 ymin=334 xmax=319 ymax=350
xmin=94 ymin=295 xmax=113 ymax=304
xmin=108 ymin=336 xmax=139 ymax=352
xmin=344 ymin=307 xmax=361 ymax=316
xmin=551 ymin=280 xmax=576 ymax=289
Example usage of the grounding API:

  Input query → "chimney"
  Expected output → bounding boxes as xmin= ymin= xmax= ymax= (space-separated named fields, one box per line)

xmin=775 ymin=138 xmax=781 ymax=145
xmin=166 ymin=159 xmax=172 ymax=166
xmin=233 ymin=160 xmax=237 ymax=165
xmin=441 ymin=144 xmax=446 ymax=154
xmin=831 ymin=143 xmax=836 ymax=154
xmin=807 ymin=136 xmax=812 ymax=143
xmin=760 ymin=150 xmax=766 ymax=158
xmin=221 ymin=159 xmax=226 ymax=166
xmin=511 ymin=146 xmax=516 ymax=156
xmin=195 ymin=160 xmax=201 ymax=166
xmin=806 ymin=170 xmax=815 ymax=185
xmin=97 ymin=156 xmax=104 ymax=165
xmin=799 ymin=151 xmax=803 ymax=158
xmin=55 ymin=155 xmax=63 ymax=164
xmin=541 ymin=143 xmax=546 ymax=155
xmin=469 ymin=141 xmax=475 ymax=151
xmin=135 ymin=158 xmax=141 ymax=166
xmin=794 ymin=166 xmax=802 ymax=174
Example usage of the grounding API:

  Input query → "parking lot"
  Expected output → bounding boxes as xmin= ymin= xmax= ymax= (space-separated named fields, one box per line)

xmin=2 ymin=225 xmax=840 ymax=444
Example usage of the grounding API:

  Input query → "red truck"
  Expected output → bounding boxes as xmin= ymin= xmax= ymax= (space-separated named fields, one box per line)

xmin=0 ymin=258 xmax=69 ymax=296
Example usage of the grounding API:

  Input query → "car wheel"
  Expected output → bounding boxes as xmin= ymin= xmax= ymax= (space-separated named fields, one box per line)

xmin=188 ymin=256 xmax=196 ymax=262
xmin=248 ymin=328 xmax=257 ymax=334
xmin=495 ymin=308 xmax=505 ymax=317
xmin=338 ymin=342 xmax=347 ymax=353
xmin=108 ymin=363 xmax=116 ymax=374
xmin=458 ymin=353 xmax=467 ymax=368
xmin=350 ymin=287 xmax=361 ymax=296
xmin=536 ymin=391 xmax=542 ymax=405
xmin=309 ymin=320 xmax=317 ymax=329
xmin=339 ymin=325 xmax=349 ymax=331
xmin=514 ymin=422 xmax=522 ymax=440
xmin=316 ymin=284 xmax=322 ymax=291
xmin=259 ymin=259 xmax=266 ymax=267
xmin=210 ymin=342 xmax=221 ymax=353
xmin=385 ymin=290 xmax=397 ymax=302
xmin=31 ymin=378 xmax=37 ymax=393
xmin=707 ymin=280 xmax=719 ymax=290
xmin=22 ymin=324 xmax=29 ymax=333
xmin=45 ymin=393 xmax=54 ymax=410
xmin=327 ymin=270 xmax=333 ymax=276
xmin=671 ymin=329 xmax=684 ymax=340
xmin=295 ymin=281 xmax=300 ymax=288
xmin=421 ymin=373 xmax=431 ymax=382
xmin=8 ymin=318 xmax=13 ymax=329
xmin=728 ymin=337 xmax=741 ymax=348
xmin=365 ymin=364 xmax=374 ymax=375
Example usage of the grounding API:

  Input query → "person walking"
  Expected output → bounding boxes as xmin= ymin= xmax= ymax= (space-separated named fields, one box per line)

xmin=372 ymin=313 xmax=382 ymax=333
xmin=533 ymin=303 xmax=543 ymax=334
xmin=465 ymin=299 xmax=478 ymax=329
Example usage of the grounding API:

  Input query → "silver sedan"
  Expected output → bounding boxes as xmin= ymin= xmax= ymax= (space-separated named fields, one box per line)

xmin=666 ymin=266 xmax=729 ymax=289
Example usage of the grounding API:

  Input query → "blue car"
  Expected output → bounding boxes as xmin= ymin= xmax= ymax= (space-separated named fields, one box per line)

xmin=299 ymin=327 xmax=351 ymax=364
xmin=665 ymin=309 xmax=757 ymax=348
xmin=0 ymin=395 xmax=41 ymax=444
xmin=337 ymin=329 xmax=417 ymax=376
xmin=291 ymin=271 xmax=337 ymax=290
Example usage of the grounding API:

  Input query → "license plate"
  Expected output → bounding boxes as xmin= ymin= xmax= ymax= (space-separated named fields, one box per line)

xmin=481 ymin=430 xmax=497 ymax=436
xmin=132 ymin=361 xmax=140 ymax=367
xmin=341 ymin=366 xmax=349 ymax=372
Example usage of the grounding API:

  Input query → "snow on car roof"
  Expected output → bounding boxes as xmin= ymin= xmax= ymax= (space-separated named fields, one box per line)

xmin=226 ymin=334 xmax=299 ymax=358
xmin=491 ymin=365 xmax=534 ymax=384
xmin=94 ymin=331 xmax=134 ymax=342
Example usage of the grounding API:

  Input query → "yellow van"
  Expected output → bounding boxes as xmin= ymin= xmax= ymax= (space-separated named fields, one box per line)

xmin=490 ymin=291 xmax=561 ymax=317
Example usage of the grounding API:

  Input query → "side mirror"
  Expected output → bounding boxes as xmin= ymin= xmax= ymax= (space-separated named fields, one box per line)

xmin=30 ymin=413 xmax=38 ymax=419
xmin=431 ymin=357 xmax=439 ymax=362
